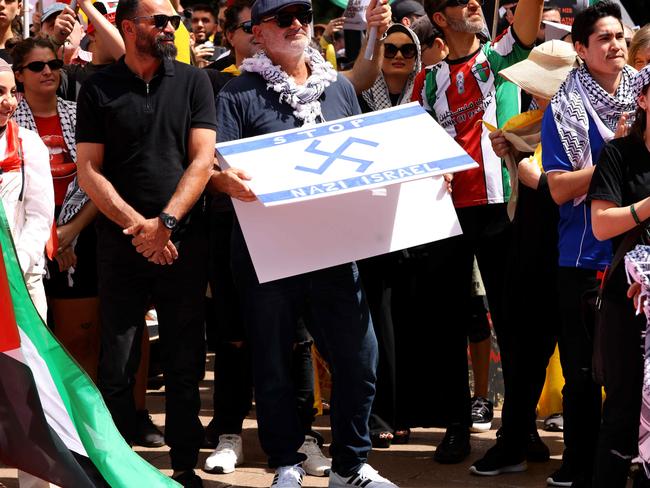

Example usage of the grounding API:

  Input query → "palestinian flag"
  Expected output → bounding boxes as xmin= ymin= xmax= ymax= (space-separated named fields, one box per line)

xmin=0 ymin=201 xmax=179 ymax=487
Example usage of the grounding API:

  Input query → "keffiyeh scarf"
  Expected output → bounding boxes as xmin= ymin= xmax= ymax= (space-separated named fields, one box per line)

xmin=551 ymin=64 xmax=650 ymax=205
xmin=624 ymin=245 xmax=650 ymax=475
xmin=13 ymin=97 xmax=88 ymax=226
xmin=241 ymin=46 xmax=338 ymax=125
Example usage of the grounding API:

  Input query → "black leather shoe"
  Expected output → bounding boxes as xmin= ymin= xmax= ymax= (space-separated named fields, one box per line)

xmin=134 ymin=410 xmax=165 ymax=447
xmin=434 ymin=423 xmax=471 ymax=464
xmin=172 ymin=470 xmax=203 ymax=488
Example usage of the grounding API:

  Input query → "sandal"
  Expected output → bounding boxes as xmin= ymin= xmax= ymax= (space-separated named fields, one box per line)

xmin=392 ymin=428 xmax=411 ymax=445
xmin=370 ymin=431 xmax=393 ymax=449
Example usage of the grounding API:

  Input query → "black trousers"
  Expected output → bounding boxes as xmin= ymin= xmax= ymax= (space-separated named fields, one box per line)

xmin=500 ymin=181 xmax=561 ymax=443
xmin=384 ymin=204 xmax=510 ymax=428
xmin=97 ymin=221 xmax=207 ymax=471
xmin=556 ymin=267 xmax=603 ymax=487
xmin=207 ymin=210 xmax=316 ymax=436
xmin=593 ymin=292 xmax=646 ymax=488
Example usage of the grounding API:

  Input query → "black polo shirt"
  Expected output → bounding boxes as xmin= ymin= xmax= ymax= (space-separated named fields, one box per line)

xmin=76 ymin=56 xmax=216 ymax=223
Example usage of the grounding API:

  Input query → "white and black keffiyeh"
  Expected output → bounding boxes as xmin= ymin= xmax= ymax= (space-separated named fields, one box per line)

xmin=625 ymin=245 xmax=650 ymax=474
xmin=551 ymin=64 xmax=650 ymax=205
xmin=241 ymin=46 xmax=338 ymax=125
xmin=13 ymin=97 xmax=88 ymax=225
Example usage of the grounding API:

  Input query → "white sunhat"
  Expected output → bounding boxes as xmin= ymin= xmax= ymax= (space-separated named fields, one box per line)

xmin=499 ymin=39 xmax=579 ymax=100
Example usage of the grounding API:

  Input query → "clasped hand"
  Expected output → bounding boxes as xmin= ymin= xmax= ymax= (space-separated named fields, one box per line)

xmin=123 ymin=218 xmax=178 ymax=265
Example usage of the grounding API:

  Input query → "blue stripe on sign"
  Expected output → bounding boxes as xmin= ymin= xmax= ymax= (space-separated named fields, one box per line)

xmin=257 ymin=155 xmax=474 ymax=204
xmin=217 ymin=104 xmax=426 ymax=156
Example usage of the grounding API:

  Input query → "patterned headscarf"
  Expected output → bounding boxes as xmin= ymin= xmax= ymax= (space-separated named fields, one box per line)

xmin=361 ymin=24 xmax=422 ymax=112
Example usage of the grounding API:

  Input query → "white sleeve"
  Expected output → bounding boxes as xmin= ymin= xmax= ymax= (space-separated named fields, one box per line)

xmin=15 ymin=128 xmax=55 ymax=274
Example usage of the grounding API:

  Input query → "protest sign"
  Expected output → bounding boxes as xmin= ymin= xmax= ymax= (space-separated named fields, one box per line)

xmin=216 ymin=103 xmax=477 ymax=282
xmin=231 ymin=177 xmax=462 ymax=283
xmin=342 ymin=0 xmax=371 ymax=31
xmin=217 ymin=103 xmax=477 ymax=206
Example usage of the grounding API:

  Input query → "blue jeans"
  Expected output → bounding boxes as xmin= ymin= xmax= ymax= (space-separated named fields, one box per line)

xmin=231 ymin=222 xmax=377 ymax=475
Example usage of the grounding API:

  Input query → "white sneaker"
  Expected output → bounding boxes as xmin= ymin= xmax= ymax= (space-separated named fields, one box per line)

xmin=271 ymin=464 xmax=305 ymax=487
xmin=298 ymin=435 xmax=331 ymax=477
xmin=329 ymin=464 xmax=398 ymax=487
xmin=203 ymin=434 xmax=243 ymax=474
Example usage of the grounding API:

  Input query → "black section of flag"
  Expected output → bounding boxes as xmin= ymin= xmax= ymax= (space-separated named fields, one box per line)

xmin=0 ymin=351 xmax=96 ymax=487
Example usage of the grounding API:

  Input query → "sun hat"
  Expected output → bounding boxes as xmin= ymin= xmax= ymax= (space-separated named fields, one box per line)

xmin=499 ymin=40 xmax=578 ymax=100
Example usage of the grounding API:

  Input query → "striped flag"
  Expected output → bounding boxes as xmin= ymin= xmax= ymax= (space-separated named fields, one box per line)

xmin=0 ymin=201 xmax=179 ymax=487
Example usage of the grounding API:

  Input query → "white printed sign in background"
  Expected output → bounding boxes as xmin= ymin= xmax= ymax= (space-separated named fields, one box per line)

xmin=342 ymin=0 xmax=372 ymax=31
xmin=216 ymin=103 xmax=478 ymax=207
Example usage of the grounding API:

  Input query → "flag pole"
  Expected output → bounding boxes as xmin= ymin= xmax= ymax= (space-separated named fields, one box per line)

xmin=490 ymin=0 xmax=499 ymax=39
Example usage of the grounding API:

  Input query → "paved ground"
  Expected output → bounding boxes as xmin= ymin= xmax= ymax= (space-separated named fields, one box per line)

xmin=0 ymin=354 xmax=568 ymax=488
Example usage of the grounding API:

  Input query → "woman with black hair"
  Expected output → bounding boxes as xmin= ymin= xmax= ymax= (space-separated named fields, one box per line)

xmin=588 ymin=65 xmax=650 ymax=488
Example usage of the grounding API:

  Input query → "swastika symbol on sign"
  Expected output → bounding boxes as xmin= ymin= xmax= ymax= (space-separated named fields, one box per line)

xmin=295 ymin=137 xmax=379 ymax=175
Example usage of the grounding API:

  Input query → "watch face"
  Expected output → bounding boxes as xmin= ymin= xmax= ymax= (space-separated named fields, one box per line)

xmin=161 ymin=214 xmax=177 ymax=229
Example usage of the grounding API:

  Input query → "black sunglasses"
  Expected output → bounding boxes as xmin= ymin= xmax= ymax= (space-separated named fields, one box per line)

xmin=130 ymin=14 xmax=182 ymax=29
xmin=262 ymin=9 xmax=313 ymax=28
xmin=233 ymin=20 xmax=253 ymax=34
xmin=436 ymin=0 xmax=483 ymax=12
xmin=19 ymin=59 xmax=64 ymax=73
xmin=384 ymin=43 xmax=418 ymax=59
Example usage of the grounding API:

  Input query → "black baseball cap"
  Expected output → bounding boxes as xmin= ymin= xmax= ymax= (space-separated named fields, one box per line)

xmin=251 ymin=0 xmax=312 ymax=25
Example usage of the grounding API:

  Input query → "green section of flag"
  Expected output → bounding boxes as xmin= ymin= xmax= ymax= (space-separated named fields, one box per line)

xmin=0 ymin=202 xmax=179 ymax=488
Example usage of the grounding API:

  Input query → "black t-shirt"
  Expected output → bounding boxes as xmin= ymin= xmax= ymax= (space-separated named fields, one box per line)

xmin=76 ymin=56 xmax=216 ymax=227
xmin=588 ymin=135 xmax=650 ymax=298
xmin=216 ymin=70 xmax=361 ymax=142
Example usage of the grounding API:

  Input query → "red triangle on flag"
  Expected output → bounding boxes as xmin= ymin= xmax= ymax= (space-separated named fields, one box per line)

xmin=0 ymin=241 xmax=20 ymax=352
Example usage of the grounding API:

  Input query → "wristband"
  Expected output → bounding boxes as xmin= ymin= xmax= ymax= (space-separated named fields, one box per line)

xmin=631 ymin=204 xmax=642 ymax=226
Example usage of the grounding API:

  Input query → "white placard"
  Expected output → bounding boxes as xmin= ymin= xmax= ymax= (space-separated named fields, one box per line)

xmin=232 ymin=176 xmax=462 ymax=283
xmin=342 ymin=0 xmax=371 ymax=31
xmin=216 ymin=103 xmax=478 ymax=206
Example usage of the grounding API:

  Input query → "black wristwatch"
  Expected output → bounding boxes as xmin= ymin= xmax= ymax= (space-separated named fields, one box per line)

xmin=159 ymin=212 xmax=178 ymax=231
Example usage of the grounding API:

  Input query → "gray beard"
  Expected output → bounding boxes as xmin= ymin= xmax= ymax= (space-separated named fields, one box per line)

xmin=445 ymin=15 xmax=484 ymax=34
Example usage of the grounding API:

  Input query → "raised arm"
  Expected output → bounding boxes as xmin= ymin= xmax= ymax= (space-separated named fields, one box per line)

xmin=342 ymin=0 xmax=391 ymax=94
xmin=512 ymin=0 xmax=544 ymax=46
xmin=78 ymin=0 xmax=125 ymax=61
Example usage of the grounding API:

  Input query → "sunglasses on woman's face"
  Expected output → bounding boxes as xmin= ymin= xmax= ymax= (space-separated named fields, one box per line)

xmin=20 ymin=59 xmax=64 ymax=73
xmin=233 ymin=20 xmax=253 ymax=34
xmin=384 ymin=43 xmax=418 ymax=59
xmin=130 ymin=14 xmax=182 ymax=30
xmin=262 ymin=9 xmax=313 ymax=28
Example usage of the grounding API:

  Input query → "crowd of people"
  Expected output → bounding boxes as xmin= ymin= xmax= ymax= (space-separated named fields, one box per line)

xmin=2 ymin=0 xmax=650 ymax=486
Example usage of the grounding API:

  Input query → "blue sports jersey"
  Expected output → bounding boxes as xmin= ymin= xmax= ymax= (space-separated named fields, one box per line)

xmin=541 ymin=105 xmax=612 ymax=270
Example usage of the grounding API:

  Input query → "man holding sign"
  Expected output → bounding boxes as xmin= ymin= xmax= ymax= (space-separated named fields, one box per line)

xmin=212 ymin=0 xmax=396 ymax=486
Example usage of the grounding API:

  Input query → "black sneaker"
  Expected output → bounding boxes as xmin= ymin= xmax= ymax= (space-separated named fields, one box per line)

xmin=434 ymin=423 xmax=471 ymax=464
xmin=172 ymin=470 xmax=203 ymax=488
xmin=469 ymin=438 xmax=527 ymax=476
xmin=526 ymin=430 xmax=550 ymax=462
xmin=547 ymin=464 xmax=573 ymax=487
xmin=470 ymin=396 xmax=494 ymax=433
xmin=134 ymin=410 xmax=165 ymax=447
